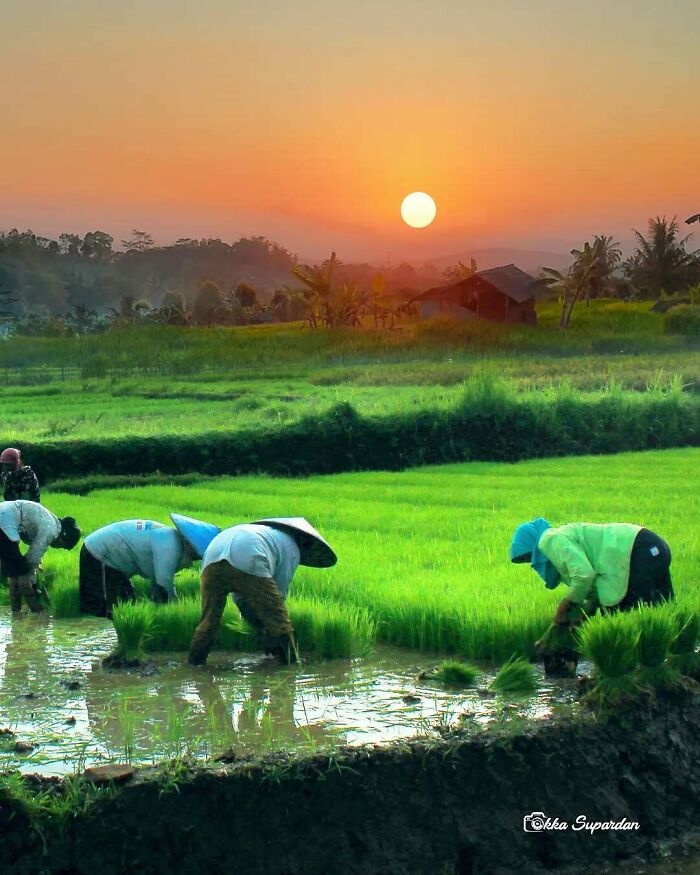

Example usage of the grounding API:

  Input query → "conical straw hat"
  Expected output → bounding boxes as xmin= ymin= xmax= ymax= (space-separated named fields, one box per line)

xmin=252 ymin=517 xmax=337 ymax=568
xmin=170 ymin=513 xmax=221 ymax=559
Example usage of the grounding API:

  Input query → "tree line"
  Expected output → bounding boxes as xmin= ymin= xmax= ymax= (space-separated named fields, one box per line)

xmin=0 ymin=215 xmax=698 ymax=335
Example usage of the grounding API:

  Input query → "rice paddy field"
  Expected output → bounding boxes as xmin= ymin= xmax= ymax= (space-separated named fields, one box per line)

xmin=0 ymin=303 xmax=697 ymax=779
xmin=22 ymin=447 xmax=700 ymax=659
xmin=1 ymin=447 xmax=696 ymax=773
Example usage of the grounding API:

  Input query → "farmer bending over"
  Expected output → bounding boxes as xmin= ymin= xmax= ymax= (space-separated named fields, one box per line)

xmin=0 ymin=500 xmax=81 ymax=612
xmin=1 ymin=448 xmax=40 ymax=503
xmin=188 ymin=517 xmax=337 ymax=667
xmin=510 ymin=518 xmax=674 ymax=629
xmin=80 ymin=515 xmax=217 ymax=618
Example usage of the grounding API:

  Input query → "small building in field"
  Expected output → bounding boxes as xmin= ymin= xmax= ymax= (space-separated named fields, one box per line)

xmin=415 ymin=264 xmax=541 ymax=325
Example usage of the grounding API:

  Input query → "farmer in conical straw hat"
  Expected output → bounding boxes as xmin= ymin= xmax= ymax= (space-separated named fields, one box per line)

xmin=510 ymin=518 xmax=674 ymax=629
xmin=0 ymin=500 xmax=81 ymax=612
xmin=187 ymin=517 xmax=337 ymax=667
xmin=80 ymin=515 xmax=219 ymax=618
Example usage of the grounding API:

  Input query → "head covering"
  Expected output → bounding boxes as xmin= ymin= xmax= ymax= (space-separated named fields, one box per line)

xmin=509 ymin=517 xmax=561 ymax=589
xmin=59 ymin=516 xmax=82 ymax=550
xmin=170 ymin=513 xmax=221 ymax=559
xmin=0 ymin=448 xmax=21 ymax=468
xmin=252 ymin=517 xmax=337 ymax=568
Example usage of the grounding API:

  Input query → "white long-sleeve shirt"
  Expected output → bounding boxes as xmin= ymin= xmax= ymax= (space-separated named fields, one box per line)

xmin=84 ymin=520 xmax=190 ymax=597
xmin=202 ymin=524 xmax=301 ymax=597
xmin=0 ymin=500 xmax=62 ymax=568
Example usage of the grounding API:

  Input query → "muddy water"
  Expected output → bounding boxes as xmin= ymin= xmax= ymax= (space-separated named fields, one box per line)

xmin=0 ymin=608 xmax=577 ymax=776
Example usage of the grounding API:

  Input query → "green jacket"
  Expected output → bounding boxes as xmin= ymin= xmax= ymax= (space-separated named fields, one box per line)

xmin=538 ymin=523 xmax=641 ymax=606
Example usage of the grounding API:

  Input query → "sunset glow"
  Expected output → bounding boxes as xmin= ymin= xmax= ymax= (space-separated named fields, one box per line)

xmin=1 ymin=1 xmax=699 ymax=258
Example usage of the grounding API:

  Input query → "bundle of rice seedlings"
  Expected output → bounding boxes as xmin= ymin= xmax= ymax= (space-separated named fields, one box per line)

xmin=670 ymin=609 xmax=700 ymax=675
xmin=576 ymin=612 xmax=640 ymax=708
xmin=636 ymin=604 xmax=680 ymax=690
xmin=104 ymin=601 xmax=155 ymax=667
xmin=48 ymin=578 xmax=81 ymax=619
xmin=489 ymin=656 xmax=538 ymax=695
xmin=431 ymin=660 xmax=481 ymax=688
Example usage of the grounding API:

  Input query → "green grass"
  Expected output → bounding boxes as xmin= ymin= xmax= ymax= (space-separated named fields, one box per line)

xmin=489 ymin=656 xmax=538 ymax=695
xmin=0 ymin=301 xmax=696 ymax=449
xmin=33 ymin=446 xmax=699 ymax=661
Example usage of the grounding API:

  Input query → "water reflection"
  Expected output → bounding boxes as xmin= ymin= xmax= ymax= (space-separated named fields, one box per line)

xmin=0 ymin=607 xmax=578 ymax=776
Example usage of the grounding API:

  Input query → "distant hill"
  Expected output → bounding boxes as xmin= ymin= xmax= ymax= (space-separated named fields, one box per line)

xmin=422 ymin=247 xmax=572 ymax=275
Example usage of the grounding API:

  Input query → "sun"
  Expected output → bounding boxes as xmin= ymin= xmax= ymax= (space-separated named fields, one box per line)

xmin=400 ymin=192 xmax=437 ymax=228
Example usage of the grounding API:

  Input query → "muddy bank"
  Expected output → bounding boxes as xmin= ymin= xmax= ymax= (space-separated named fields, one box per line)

xmin=2 ymin=686 xmax=700 ymax=875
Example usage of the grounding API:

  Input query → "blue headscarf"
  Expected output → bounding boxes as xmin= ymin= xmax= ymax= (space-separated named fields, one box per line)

xmin=509 ymin=517 xmax=562 ymax=590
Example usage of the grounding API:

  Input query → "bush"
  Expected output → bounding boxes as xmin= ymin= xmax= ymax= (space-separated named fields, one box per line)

xmin=31 ymin=386 xmax=698 ymax=483
xmin=662 ymin=305 xmax=700 ymax=337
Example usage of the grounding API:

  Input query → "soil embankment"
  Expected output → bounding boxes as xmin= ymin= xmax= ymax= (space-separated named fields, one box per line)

xmin=2 ymin=687 xmax=700 ymax=874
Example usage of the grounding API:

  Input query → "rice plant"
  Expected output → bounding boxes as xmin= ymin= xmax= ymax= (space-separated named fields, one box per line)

xmin=431 ymin=660 xmax=481 ymax=688
xmin=36 ymin=445 xmax=699 ymax=664
xmin=670 ymin=608 xmax=700 ymax=675
xmin=636 ymin=604 xmax=680 ymax=690
xmin=576 ymin=612 xmax=640 ymax=708
xmin=105 ymin=602 xmax=155 ymax=666
xmin=489 ymin=656 xmax=538 ymax=695
xmin=48 ymin=578 xmax=81 ymax=619
xmin=289 ymin=597 xmax=376 ymax=659
xmin=144 ymin=597 xmax=257 ymax=653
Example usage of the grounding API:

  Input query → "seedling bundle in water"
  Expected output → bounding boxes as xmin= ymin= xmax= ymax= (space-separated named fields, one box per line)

xmin=636 ymin=604 xmax=680 ymax=690
xmin=489 ymin=656 xmax=538 ymax=695
xmin=105 ymin=602 xmax=155 ymax=667
xmin=577 ymin=612 xmax=640 ymax=708
xmin=431 ymin=660 xmax=481 ymax=688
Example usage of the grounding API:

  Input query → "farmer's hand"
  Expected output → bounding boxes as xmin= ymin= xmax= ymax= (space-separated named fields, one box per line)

xmin=554 ymin=598 xmax=573 ymax=626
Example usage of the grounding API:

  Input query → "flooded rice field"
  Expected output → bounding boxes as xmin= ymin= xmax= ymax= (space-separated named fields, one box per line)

xmin=0 ymin=608 xmax=578 ymax=776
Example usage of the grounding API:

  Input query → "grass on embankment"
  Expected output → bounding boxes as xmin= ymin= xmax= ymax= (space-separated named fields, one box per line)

xmin=31 ymin=447 xmax=699 ymax=662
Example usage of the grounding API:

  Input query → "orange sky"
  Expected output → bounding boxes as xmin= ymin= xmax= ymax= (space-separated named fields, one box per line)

xmin=2 ymin=0 xmax=699 ymax=260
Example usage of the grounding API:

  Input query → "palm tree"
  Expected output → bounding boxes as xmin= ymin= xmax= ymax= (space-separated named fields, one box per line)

xmin=539 ymin=237 xmax=617 ymax=328
xmin=624 ymin=216 xmax=695 ymax=297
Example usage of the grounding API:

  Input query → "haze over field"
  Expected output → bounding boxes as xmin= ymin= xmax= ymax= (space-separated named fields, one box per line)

xmin=2 ymin=0 xmax=699 ymax=262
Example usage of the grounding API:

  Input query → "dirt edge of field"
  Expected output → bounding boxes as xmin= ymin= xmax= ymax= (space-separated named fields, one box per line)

xmin=2 ymin=685 xmax=700 ymax=875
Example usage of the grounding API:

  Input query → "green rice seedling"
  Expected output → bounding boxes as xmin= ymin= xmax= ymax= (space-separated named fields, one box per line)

xmin=670 ymin=608 xmax=700 ymax=674
xmin=636 ymin=604 xmax=680 ymax=690
xmin=576 ymin=612 xmax=640 ymax=708
xmin=489 ymin=656 xmax=538 ymax=695
xmin=48 ymin=578 xmax=81 ymax=619
xmin=289 ymin=597 xmax=376 ymax=659
xmin=431 ymin=660 xmax=481 ymax=687
xmin=105 ymin=602 xmax=155 ymax=666
xmin=143 ymin=597 xmax=257 ymax=653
